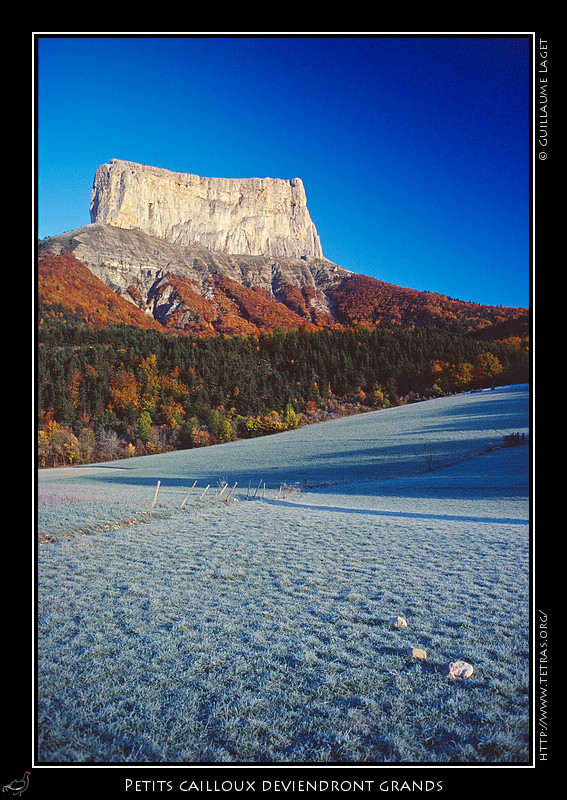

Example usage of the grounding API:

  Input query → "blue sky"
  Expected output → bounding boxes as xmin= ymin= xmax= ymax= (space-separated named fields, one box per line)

xmin=35 ymin=34 xmax=532 ymax=308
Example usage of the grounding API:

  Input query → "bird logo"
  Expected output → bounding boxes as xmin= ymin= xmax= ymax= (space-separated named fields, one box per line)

xmin=2 ymin=772 xmax=30 ymax=796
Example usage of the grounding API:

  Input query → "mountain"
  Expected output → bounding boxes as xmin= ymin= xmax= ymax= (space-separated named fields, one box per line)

xmin=37 ymin=160 xmax=528 ymax=340
xmin=89 ymin=159 xmax=324 ymax=259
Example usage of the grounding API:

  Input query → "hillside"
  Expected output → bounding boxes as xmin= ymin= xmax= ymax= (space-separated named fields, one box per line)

xmin=37 ymin=385 xmax=530 ymax=762
xmin=37 ymin=250 xmax=163 ymax=332
xmin=330 ymin=273 xmax=528 ymax=335
xmin=37 ymin=226 xmax=528 ymax=340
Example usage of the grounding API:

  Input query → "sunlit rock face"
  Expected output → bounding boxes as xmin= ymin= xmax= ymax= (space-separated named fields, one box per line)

xmin=38 ymin=222 xmax=349 ymax=334
xmin=90 ymin=159 xmax=324 ymax=259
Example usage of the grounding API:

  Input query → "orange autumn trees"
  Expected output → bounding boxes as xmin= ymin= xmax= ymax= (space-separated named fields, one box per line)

xmin=330 ymin=274 xmax=528 ymax=334
xmin=108 ymin=369 xmax=141 ymax=420
xmin=106 ymin=355 xmax=189 ymax=429
xmin=38 ymin=251 xmax=163 ymax=331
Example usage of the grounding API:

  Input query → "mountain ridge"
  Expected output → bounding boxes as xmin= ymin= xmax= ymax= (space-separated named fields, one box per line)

xmin=38 ymin=222 xmax=528 ymax=340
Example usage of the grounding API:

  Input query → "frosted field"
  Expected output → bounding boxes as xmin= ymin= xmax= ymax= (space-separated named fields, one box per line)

xmin=36 ymin=384 xmax=531 ymax=763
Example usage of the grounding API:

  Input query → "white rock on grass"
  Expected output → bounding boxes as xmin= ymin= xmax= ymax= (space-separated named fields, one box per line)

xmin=447 ymin=660 xmax=474 ymax=680
xmin=392 ymin=616 xmax=408 ymax=629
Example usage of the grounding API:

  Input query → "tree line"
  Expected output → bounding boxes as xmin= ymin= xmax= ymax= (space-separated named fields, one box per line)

xmin=37 ymin=303 xmax=529 ymax=467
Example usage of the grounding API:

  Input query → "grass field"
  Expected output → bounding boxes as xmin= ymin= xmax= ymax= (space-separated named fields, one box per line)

xmin=36 ymin=385 xmax=530 ymax=763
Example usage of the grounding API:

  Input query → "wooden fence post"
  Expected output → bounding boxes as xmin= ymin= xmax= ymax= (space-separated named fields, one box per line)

xmin=216 ymin=483 xmax=228 ymax=503
xmin=193 ymin=485 xmax=210 ymax=510
xmin=149 ymin=480 xmax=161 ymax=515
xmin=224 ymin=482 xmax=237 ymax=503
xmin=180 ymin=480 xmax=198 ymax=509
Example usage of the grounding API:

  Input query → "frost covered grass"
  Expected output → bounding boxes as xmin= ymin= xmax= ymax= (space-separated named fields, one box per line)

xmin=36 ymin=385 xmax=530 ymax=763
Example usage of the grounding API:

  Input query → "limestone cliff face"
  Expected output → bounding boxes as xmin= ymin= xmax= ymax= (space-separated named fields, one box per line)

xmin=90 ymin=159 xmax=324 ymax=259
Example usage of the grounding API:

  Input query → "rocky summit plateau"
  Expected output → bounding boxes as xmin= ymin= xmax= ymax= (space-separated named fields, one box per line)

xmin=90 ymin=159 xmax=324 ymax=259
xmin=38 ymin=159 xmax=528 ymax=338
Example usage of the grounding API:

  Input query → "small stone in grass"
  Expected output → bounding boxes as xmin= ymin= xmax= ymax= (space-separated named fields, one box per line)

xmin=448 ymin=660 xmax=474 ymax=680
xmin=392 ymin=616 xmax=408 ymax=629
xmin=409 ymin=647 xmax=427 ymax=660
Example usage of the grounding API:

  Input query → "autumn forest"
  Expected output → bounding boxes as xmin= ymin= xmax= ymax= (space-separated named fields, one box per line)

xmin=37 ymin=298 xmax=529 ymax=468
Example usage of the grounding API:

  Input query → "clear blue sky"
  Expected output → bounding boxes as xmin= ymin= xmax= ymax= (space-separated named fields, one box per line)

xmin=35 ymin=34 xmax=531 ymax=308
